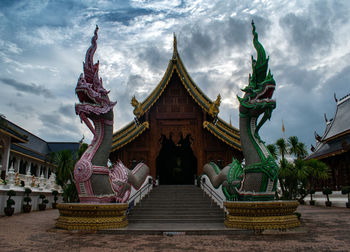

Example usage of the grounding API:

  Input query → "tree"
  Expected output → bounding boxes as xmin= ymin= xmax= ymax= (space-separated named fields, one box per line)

xmin=78 ymin=143 xmax=88 ymax=159
xmin=53 ymin=150 xmax=75 ymax=188
xmin=288 ymin=136 xmax=308 ymax=159
xmin=266 ymin=144 xmax=278 ymax=160
xmin=275 ymin=138 xmax=288 ymax=160
xmin=303 ymin=159 xmax=329 ymax=190
xmin=269 ymin=136 xmax=327 ymax=200
xmin=50 ymin=143 xmax=89 ymax=203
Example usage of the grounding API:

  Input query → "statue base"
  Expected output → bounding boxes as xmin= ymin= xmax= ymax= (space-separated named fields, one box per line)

xmin=56 ymin=203 xmax=128 ymax=230
xmin=224 ymin=201 xmax=300 ymax=232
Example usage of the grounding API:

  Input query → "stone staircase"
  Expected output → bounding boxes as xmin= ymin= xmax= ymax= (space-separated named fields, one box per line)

xmin=127 ymin=185 xmax=224 ymax=224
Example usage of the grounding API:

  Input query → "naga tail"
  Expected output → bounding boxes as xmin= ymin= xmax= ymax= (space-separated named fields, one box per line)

xmin=109 ymin=160 xmax=150 ymax=203
xmin=203 ymin=158 xmax=244 ymax=201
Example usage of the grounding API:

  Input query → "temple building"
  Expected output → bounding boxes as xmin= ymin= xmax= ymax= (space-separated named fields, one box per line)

xmin=110 ymin=36 xmax=243 ymax=185
xmin=306 ymin=93 xmax=350 ymax=190
xmin=0 ymin=115 xmax=80 ymax=187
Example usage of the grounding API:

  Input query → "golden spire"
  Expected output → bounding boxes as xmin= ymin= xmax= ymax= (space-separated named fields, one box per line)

xmin=172 ymin=32 xmax=178 ymax=60
xmin=282 ymin=120 xmax=286 ymax=139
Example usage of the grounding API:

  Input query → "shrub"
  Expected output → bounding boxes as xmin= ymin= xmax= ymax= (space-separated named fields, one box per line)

xmin=6 ymin=190 xmax=16 ymax=208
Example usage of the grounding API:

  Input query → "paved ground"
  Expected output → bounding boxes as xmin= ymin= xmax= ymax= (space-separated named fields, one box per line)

xmin=0 ymin=205 xmax=349 ymax=252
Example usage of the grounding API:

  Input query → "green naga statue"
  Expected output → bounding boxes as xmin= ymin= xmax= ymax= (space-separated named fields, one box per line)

xmin=203 ymin=21 xmax=279 ymax=201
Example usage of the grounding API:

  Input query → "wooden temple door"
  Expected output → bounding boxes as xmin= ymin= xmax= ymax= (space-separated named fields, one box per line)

xmin=156 ymin=133 xmax=197 ymax=185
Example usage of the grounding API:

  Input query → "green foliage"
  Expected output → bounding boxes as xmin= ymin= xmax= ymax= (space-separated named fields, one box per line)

xmin=341 ymin=186 xmax=350 ymax=195
xmin=266 ymin=144 xmax=278 ymax=160
xmin=39 ymin=194 xmax=46 ymax=204
xmin=23 ymin=196 xmax=32 ymax=204
xmin=288 ymin=136 xmax=308 ymax=159
xmin=323 ymin=187 xmax=332 ymax=202
xmin=52 ymin=150 xmax=75 ymax=188
xmin=6 ymin=190 xmax=16 ymax=207
xmin=7 ymin=190 xmax=16 ymax=197
xmin=43 ymin=199 xmax=49 ymax=204
xmin=52 ymin=190 xmax=59 ymax=203
xmin=50 ymin=144 xmax=88 ymax=203
xmin=62 ymin=182 xmax=79 ymax=203
xmin=323 ymin=187 xmax=332 ymax=195
xmin=24 ymin=188 xmax=32 ymax=195
xmin=309 ymin=188 xmax=316 ymax=194
xmin=275 ymin=138 xmax=287 ymax=160
xmin=6 ymin=198 xmax=15 ymax=207
xmin=269 ymin=136 xmax=328 ymax=200
xmin=78 ymin=143 xmax=88 ymax=159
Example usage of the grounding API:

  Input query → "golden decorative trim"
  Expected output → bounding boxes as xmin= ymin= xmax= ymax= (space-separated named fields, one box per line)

xmin=131 ymin=95 xmax=144 ymax=118
xmin=203 ymin=121 xmax=242 ymax=150
xmin=10 ymin=148 xmax=55 ymax=166
xmin=56 ymin=203 xmax=128 ymax=230
xmin=217 ymin=119 xmax=240 ymax=135
xmin=224 ymin=201 xmax=300 ymax=231
xmin=175 ymin=60 xmax=211 ymax=112
xmin=140 ymin=67 xmax=175 ymax=113
xmin=111 ymin=121 xmax=149 ymax=152
xmin=0 ymin=128 xmax=27 ymax=143
xmin=208 ymin=94 xmax=221 ymax=118
xmin=224 ymin=215 xmax=300 ymax=230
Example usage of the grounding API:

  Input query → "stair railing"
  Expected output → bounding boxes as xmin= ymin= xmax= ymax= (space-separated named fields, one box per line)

xmin=200 ymin=176 xmax=224 ymax=209
xmin=128 ymin=176 xmax=153 ymax=210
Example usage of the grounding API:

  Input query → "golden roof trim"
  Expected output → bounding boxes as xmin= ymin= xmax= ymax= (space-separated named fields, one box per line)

xmin=111 ymin=121 xmax=149 ymax=152
xmin=203 ymin=121 xmax=242 ymax=151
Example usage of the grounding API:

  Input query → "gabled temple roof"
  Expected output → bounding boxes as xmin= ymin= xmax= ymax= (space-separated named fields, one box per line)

xmin=111 ymin=35 xmax=241 ymax=152
xmin=322 ymin=94 xmax=350 ymax=141
xmin=306 ymin=93 xmax=350 ymax=160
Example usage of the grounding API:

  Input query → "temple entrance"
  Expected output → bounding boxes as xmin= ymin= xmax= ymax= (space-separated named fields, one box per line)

xmin=156 ymin=134 xmax=197 ymax=185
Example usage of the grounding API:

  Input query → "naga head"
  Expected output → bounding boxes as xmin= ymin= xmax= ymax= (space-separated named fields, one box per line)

xmin=75 ymin=25 xmax=116 ymax=120
xmin=237 ymin=21 xmax=276 ymax=120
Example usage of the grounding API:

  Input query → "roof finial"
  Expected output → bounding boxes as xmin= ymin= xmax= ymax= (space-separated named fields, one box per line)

xmin=334 ymin=92 xmax=338 ymax=102
xmin=324 ymin=113 xmax=328 ymax=123
xmin=172 ymin=32 xmax=178 ymax=60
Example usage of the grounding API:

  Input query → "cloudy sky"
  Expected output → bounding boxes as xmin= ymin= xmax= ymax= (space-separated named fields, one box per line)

xmin=1 ymin=0 xmax=350 ymax=152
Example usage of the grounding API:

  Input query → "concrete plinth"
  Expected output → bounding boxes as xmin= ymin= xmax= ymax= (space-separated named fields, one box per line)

xmin=224 ymin=201 xmax=300 ymax=232
xmin=56 ymin=203 xmax=128 ymax=230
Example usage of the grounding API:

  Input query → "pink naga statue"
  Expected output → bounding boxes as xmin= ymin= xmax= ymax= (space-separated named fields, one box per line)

xmin=74 ymin=26 xmax=149 ymax=203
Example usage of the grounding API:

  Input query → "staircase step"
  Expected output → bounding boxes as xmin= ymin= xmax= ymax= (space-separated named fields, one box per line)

xmin=128 ymin=218 xmax=224 ymax=223
xmin=128 ymin=185 xmax=223 ymax=225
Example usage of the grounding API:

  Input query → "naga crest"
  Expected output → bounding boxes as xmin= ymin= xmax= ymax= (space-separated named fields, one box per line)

xmin=75 ymin=25 xmax=116 ymax=120
xmin=237 ymin=21 xmax=276 ymax=133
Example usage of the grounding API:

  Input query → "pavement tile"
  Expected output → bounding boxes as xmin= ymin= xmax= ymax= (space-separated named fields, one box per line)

xmin=0 ymin=205 xmax=349 ymax=251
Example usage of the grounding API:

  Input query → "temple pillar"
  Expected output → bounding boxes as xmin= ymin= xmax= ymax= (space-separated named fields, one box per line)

xmin=45 ymin=166 xmax=49 ymax=179
xmin=15 ymin=157 xmax=21 ymax=173
xmin=0 ymin=135 xmax=11 ymax=180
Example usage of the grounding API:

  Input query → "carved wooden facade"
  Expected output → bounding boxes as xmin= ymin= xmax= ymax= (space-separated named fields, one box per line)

xmin=110 ymin=36 xmax=243 ymax=183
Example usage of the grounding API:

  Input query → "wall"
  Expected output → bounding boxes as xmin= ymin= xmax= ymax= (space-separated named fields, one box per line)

xmin=0 ymin=187 xmax=62 ymax=216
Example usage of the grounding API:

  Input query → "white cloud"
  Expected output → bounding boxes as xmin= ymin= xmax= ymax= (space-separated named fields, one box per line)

xmin=0 ymin=0 xmax=350 ymax=150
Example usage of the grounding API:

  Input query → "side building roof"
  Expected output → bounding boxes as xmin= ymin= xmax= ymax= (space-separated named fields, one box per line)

xmin=111 ymin=35 xmax=241 ymax=152
xmin=306 ymin=93 xmax=350 ymax=160
xmin=1 ymin=116 xmax=80 ymax=163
